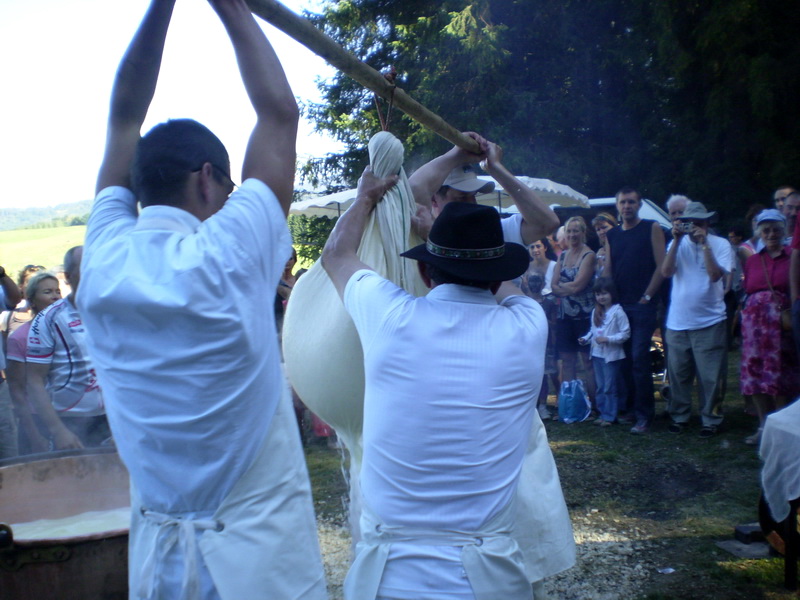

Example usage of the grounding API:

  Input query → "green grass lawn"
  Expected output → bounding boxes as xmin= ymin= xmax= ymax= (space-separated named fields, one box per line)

xmin=0 ymin=226 xmax=86 ymax=279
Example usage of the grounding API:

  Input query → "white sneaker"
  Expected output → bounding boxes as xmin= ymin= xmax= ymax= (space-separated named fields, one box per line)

xmin=538 ymin=405 xmax=552 ymax=421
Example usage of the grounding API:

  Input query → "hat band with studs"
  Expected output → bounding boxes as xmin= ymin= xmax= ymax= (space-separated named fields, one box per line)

xmin=426 ymin=239 xmax=505 ymax=260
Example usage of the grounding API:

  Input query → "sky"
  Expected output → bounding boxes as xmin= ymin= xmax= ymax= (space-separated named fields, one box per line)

xmin=0 ymin=0 xmax=343 ymax=209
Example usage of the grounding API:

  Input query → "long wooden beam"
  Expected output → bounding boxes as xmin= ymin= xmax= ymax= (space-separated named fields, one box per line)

xmin=245 ymin=0 xmax=481 ymax=154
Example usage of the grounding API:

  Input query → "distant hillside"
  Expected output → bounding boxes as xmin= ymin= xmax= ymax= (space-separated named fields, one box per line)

xmin=0 ymin=226 xmax=87 ymax=279
xmin=0 ymin=200 xmax=93 ymax=232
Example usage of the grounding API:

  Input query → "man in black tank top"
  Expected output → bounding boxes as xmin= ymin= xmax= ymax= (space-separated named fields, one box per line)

xmin=604 ymin=188 xmax=666 ymax=434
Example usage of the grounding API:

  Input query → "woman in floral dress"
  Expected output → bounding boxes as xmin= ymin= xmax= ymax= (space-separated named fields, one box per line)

xmin=740 ymin=209 xmax=800 ymax=445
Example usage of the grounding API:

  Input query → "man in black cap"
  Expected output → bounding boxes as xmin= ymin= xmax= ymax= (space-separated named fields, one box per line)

xmin=323 ymin=167 xmax=552 ymax=600
xmin=409 ymin=133 xmax=559 ymax=245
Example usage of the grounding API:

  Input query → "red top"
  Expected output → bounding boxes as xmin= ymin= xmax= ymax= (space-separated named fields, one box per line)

xmin=744 ymin=248 xmax=791 ymax=294
xmin=793 ymin=217 xmax=800 ymax=250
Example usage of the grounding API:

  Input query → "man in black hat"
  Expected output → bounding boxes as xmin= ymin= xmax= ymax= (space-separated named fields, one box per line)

xmin=323 ymin=168 xmax=551 ymax=600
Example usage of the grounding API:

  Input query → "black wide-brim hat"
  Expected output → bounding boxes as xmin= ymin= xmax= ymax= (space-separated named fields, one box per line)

xmin=401 ymin=202 xmax=530 ymax=282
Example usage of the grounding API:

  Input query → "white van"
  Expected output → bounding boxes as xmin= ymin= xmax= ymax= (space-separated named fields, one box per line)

xmin=551 ymin=197 xmax=672 ymax=230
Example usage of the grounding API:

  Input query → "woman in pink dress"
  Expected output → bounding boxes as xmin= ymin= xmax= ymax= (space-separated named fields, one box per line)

xmin=740 ymin=209 xmax=800 ymax=445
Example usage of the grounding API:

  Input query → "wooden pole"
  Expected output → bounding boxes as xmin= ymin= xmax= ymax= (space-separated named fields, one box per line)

xmin=245 ymin=0 xmax=481 ymax=154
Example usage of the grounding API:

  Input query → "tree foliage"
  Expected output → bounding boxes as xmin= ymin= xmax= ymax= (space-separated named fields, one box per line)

xmin=288 ymin=214 xmax=337 ymax=264
xmin=302 ymin=0 xmax=800 ymax=219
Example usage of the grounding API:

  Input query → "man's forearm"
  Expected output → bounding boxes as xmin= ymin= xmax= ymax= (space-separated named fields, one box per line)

xmin=485 ymin=162 xmax=559 ymax=243
xmin=0 ymin=267 xmax=21 ymax=307
xmin=109 ymin=0 xmax=176 ymax=130
xmin=323 ymin=196 xmax=375 ymax=266
xmin=702 ymin=245 xmax=724 ymax=282
xmin=26 ymin=378 xmax=68 ymax=439
xmin=409 ymin=152 xmax=464 ymax=209
xmin=409 ymin=132 xmax=486 ymax=208
xmin=322 ymin=168 xmax=397 ymax=296
xmin=215 ymin=0 xmax=297 ymax=124
xmin=644 ymin=271 xmax=664 ymax=300
xmin=97 ymin=0 xmax=176 ymax=193
xmin=661 ymin=240 xmax=679 ymax=278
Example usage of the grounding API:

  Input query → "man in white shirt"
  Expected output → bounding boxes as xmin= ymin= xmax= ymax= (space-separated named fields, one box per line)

xmin=77 ymin=1 xmax=325 ymax=598
xmin=26 ymin=246 xmax=107 ymax=449
xmin=661 ymin=201 xmax=733 ymax=438
xmin=324 ymin=170 xmax=557 ymax=600
xmin=408 ymin=135 xmax=559 ymax=246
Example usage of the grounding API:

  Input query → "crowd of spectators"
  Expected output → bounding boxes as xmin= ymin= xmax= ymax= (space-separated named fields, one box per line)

xmin=1 ymin=184 xmax=799 ymax=461
xmin=0 ymin=248 xmax=109 ymax=460
xmin=519 ymin=185 xmax=800 ymax=440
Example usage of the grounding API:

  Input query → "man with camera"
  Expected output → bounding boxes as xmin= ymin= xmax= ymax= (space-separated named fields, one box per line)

xmin=661 ymin=201 xmax=733 ymax=438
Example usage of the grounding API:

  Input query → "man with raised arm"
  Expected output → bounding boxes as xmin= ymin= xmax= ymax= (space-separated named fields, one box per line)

xmin=323 ymin=167 xmax=565 ymax=600
xmin=78 ymin=1 xmax=326 ymax=598
xmin=409 ymin=134 xmax=560 ymax=244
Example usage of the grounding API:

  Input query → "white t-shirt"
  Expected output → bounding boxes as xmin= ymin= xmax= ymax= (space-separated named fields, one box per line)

xmin=666 ymin=233 xmax=733 ymax=331
xmin=501 ymin=212 xmax=525 ymax=245
xmin=344 ymin=269 xmax=546 ymax=599
xmin=79 ymin=180 xmax=291 ymax=514
xmin=26 ymin=297 xmax=104 ymax=416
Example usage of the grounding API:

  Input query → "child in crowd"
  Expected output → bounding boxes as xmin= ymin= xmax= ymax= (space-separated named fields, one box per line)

xmin=579 ymin=278 xmax=630 ymax=426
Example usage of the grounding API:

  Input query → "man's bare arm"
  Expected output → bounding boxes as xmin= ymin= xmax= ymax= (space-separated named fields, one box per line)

xmin=0 ymin=267 xmax=21 ymax=307
xmin=408 ymin=132 xmax=487 ymax=210
xmin=96 ymin=0 xmax=177 ymax=193
xmin=661 ymin=226 xmax=682 ymax=278
xmin=642 ymin=222 xmax=666 ymax=302
xmin=322 ymin=167 xmax=398 ymax=299
xmin=26 ymin=362 xmax=83 ymax=450
xmin=602 ymin=236 xmax=613 ymax=279
xmin=482 ymin=143 xmax=560 ymax=244
xmin=211 ymin=0 xmax=298 ymax=214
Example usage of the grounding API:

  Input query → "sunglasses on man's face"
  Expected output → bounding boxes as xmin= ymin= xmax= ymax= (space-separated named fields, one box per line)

xmin=192 ymin=164 xmax=238 ymax=197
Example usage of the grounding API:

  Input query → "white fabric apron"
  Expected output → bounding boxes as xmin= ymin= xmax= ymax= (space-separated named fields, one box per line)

xmin=344 ymin=498 xmax=531 ymax=600
xmin=512 ymin=414 xmax=576 ymax=582
xmin=129 ymin=383 xmax=327 ymax=600
xmin=345 ymin=413 xmax=576 ymax=586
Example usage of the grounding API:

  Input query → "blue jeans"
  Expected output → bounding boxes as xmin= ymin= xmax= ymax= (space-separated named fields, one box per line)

xmin=592 ymin=356 xmax=623 ymax=422
xmin=620 ymin=303 xmax=657 ymax=424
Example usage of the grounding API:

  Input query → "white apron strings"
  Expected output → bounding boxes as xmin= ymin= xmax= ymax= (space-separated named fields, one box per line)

xmin=137 ymin=508 xmax=222 ymax=600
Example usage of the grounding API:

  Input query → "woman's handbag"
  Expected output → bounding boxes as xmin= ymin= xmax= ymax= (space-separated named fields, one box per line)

xmin=760 ymin=255 xmax=792 ymax=332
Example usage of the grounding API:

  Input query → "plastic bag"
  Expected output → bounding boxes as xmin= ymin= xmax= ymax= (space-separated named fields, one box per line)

xmin=558 ymin=379 xmax=591 ymax=424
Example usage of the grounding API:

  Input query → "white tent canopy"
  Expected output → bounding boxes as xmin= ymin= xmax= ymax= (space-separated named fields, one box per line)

xmin=290 ymin=175 xmax=589 ymax=217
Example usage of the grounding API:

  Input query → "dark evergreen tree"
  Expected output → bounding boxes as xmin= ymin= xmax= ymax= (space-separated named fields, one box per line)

xmin=300 ymin=0 xmax=800 ymax=220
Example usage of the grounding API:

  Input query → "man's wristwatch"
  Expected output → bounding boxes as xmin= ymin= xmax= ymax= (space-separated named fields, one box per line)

xmin=641 ymin=294 xmax=651 ymax=303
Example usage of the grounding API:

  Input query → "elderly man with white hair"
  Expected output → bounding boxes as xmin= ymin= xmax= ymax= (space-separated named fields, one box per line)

xmin=666 ymin=194 xmax=690 ymax=221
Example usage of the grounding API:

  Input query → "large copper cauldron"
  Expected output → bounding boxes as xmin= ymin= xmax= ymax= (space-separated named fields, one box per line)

xmin=0 ymin=448 xmax=130 ymax=600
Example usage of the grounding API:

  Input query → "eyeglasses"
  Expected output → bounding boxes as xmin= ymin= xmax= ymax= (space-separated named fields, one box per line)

xmin=193 ymin=164 xmax=238 ymax=197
